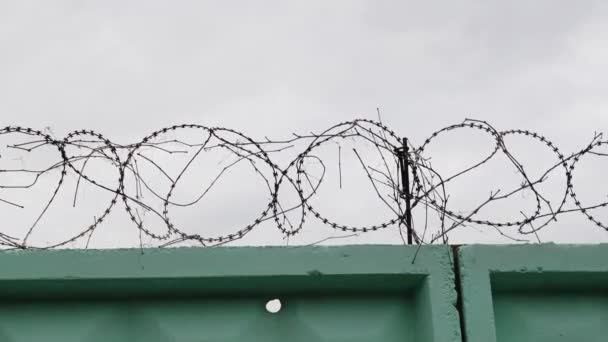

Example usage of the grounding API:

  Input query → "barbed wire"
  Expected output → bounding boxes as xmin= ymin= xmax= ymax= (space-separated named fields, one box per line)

xmin=1 ymin=118 xmax=606 ymax=249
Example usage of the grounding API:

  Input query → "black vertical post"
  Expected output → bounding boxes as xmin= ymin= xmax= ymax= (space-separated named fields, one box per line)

xmin=400 ymin=137 xmax=413 ymax=244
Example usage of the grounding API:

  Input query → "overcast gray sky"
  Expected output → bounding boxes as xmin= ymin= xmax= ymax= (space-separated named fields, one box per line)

xmin=1 ymin=1 xmax=607 ymax=248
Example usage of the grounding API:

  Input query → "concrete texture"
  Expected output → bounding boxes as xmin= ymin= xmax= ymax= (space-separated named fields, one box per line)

xmin=458 ymin=244 xmax=608 ymax=342
xmin=0 ymin=246 xmax=461 ymax=342
xmin=3 ymin=244 xmax=606 ymax=342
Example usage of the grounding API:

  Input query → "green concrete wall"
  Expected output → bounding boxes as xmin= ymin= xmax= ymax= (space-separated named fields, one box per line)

xmin=0 ymin=246 xmax=460 ymax=342
xmin=0 ymin=244 xmax=606 ymax=342
xmin=458 ymin=244 xmax=608 ymax=342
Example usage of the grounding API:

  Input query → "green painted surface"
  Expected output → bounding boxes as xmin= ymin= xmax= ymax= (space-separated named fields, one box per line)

xmin=9 ymin=244 xmax=606 ymax=341
xmin=0 ymin=246 xmax=461 ymax=342
xmin=493 ymin=292 xmax=608 ymax=342
xmin=458 ymin=244 xmax=608 ymax=342
xmin=0 ymin=295 xmax=419 ymax=341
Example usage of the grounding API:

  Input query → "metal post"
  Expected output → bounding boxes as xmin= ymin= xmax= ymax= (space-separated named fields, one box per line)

xmin=400 ymin=137 xmax=413 ymax=244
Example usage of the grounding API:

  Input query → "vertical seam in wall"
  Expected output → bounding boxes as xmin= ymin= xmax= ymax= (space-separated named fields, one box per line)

xmin=451 ymin=245 xmax=467 ymax=342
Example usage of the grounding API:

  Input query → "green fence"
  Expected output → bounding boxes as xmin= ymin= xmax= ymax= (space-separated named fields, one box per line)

xmin=0 ymin=244 xmax=606 ymax=341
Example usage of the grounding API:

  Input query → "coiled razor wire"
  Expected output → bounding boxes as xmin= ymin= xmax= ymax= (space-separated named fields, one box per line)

xmin=1 ymin=119 xmax=607 ymax=249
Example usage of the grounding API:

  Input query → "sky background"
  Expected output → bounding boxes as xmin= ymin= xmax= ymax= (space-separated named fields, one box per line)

xmin=1 ymin=0 xmax=607 ymax=248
